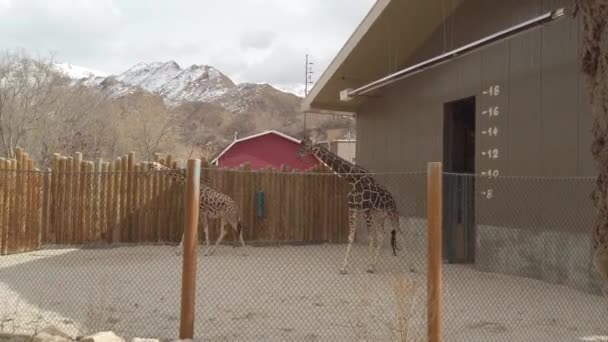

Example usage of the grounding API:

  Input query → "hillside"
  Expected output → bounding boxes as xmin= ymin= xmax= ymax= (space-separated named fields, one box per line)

xmin=59 ymin=60 xmax=355 ymax=156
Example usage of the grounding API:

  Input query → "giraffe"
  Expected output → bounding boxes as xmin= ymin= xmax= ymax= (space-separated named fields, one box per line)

xmin=147 ymin=162 xmax=245 ymax=255
xmin=297 ymin=136 xmax=401 ymax=274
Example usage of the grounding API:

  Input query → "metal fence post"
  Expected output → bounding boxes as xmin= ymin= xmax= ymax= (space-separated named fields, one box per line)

xmin=180 ymin=159 xmax=200 ymax=339
xmin=427 ymin=162 xmax=443 ymax=342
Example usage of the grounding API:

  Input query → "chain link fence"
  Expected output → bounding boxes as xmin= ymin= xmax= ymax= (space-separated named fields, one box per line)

xmin=193 ymin=171 xmax=428 ymax=341
xmin=441 ymin=173 xmax=606 ymax=342
xmin=1 ymin=167 xmax=607 ymax=341
xmin=0 ymin=166 xmax=185 ymax=340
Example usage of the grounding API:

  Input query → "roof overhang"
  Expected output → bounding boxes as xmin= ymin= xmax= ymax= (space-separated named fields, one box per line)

xmin=343 ymin=7 xmax=565 ymax=99
xmin=302 ymin=0 xmax=462 ymax=113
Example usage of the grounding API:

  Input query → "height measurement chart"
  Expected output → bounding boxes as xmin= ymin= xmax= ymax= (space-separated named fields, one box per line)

xmin=480 ymin=84 xmax=501 ymax=200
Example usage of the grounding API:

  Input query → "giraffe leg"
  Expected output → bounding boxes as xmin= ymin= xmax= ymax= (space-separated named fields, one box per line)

xmin=365 ymin=212 xmax=377 ymax=273
xmin=176 ymin=213 xmax=195 ymax=255
xmin=340 ymin=208 xmax=358 ymax=275
xmin=202 ymin=213 xmax=210 ymax=248
xmin=208 ymin=217 xmax=227 ymax=256
xmin=369 ymin=215 xmax=385 ymax=273
xmin=177 ymin=212 xmax=206 ymax=256
xmin=175 ymin=233 xmax=184 ymax=256
xmin=238 ymin=221 xmax=245 ymax=248
xmin=227 ymin=215 xmax=245 ymax=248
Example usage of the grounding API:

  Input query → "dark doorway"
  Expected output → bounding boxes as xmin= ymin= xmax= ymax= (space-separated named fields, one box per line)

xmin=443 ymin=97 xmax=476 ymax=264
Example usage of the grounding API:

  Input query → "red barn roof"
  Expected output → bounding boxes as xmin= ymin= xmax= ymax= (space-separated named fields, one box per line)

xmin=211 ymin=130 xmax=320 ymax=171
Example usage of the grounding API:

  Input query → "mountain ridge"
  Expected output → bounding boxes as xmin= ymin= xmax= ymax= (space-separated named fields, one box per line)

xmin=53 ymin=60 xmax=354 ymax=156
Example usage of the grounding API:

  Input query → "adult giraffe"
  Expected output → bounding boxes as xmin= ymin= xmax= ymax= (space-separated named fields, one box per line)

xmin=147 ymin=162 xmax=245 ymax=255
xmin=297 ymin=136 xmax=401 ymax=274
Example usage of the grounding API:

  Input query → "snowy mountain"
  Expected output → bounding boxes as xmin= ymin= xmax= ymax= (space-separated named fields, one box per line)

xmin=108 ymin=61 xmax=235 ymax=104
xmin=53 ymin=63 xmax=107 ymax=80
xmin=63 ymin=60 xmax=302 ymax=116
xmin=47 ymin=60 xmax=353 ymax=155
xmin=115 ymin=61 xmax=181 ymax=92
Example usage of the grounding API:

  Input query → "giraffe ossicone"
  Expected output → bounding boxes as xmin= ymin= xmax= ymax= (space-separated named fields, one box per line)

xmin=297 ymin=136 xmax=402 ymax=274
xmin=147 ymin=162 xmax=245 ymax=255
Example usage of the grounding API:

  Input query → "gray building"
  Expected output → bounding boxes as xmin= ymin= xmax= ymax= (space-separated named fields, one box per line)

xmin=303 ymin=0 xmax=602 ymax=293
xmin=318 ymin=138 xmax=356 ymax=164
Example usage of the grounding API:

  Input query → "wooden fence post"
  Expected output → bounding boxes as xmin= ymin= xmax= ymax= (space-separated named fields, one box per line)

xmin=427 ymin=162 xmax=443 ymax=342
xmin=0 ymin=158 xmax=6 ymax=255
xmin=180 ymin=159 xmax=200 ymax=339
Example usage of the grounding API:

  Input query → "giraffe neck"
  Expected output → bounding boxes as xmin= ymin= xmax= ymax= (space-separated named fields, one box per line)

xmin=153 ymin=163 xmax=211 ymax=188
xmin=311 ymin=144 xmax=372 ymax=184
xmin=154 ymin=164 xmax=186 ymax=185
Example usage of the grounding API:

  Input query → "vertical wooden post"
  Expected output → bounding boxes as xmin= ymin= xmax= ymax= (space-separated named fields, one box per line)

xmin=113 ymin=158 xmax=122 ymax=243
xmin=50 ymin=154 xmax=60 ymax=244
xmin=86 ymin=161 xmax=95 ymax=243
xmin=74 ymin=153 xmax=82 ymax=244
xmin=180 ymin=159 xmax=200 ymax=339
xmin=78 ymin=159 xmax=86 ymax=243
xmin=94 ymin=158 xmax=103 ymax=241
xmin=427 ymin=162 xmax=443 ymax=342
xmin=65 ymin=157 xmax=73 ymax=244
xmin=133 ymin=163 xmax=141 ymax=242
xmin=143 ymin=162 xmax=152 ymax=242
xmin=7 ymin=160 xmax=16 ymax=253
xmin=127 ymin=152 xmax=135 ymax=242
xmin=0 ymin=158 xmax=6 ymax=254
xmin=26 ymin=158 xmax=33 ymax=250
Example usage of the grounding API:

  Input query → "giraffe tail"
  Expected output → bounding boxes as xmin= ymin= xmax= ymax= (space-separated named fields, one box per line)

xmin=390 ymin=210 xmax=400 ymax=256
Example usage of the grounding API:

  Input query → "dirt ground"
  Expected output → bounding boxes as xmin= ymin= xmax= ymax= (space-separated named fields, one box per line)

xmin=0 ymin=243 xmax=606 ymax=341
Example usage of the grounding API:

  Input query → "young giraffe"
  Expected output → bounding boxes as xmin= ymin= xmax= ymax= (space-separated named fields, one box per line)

xmin=297 ymin=137 xmax=401 ymax=274
xmin=147 ymin=162 xmax=245 ymax=255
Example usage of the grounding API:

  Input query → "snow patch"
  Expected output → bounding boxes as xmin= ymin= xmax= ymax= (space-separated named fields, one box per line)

xmin=53 ymin=63 xmax=107 ymax=80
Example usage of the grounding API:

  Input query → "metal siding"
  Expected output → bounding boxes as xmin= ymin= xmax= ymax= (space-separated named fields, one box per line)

xmin=478 ymin=41 xmax=510 ymax=176
xmin=356 ymin=0 xmax=590 ymax=233
xmin=540 ymin=17 xmax=579 ymax=176
xmin=577 ymin=16 xmax=594 ymax=176
xmin=507 ymin=30 xmax=542 ymax=176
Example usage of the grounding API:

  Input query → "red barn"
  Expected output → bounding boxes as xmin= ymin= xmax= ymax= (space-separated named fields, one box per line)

xmin=211 ymin=130 xmax=320 ymax=171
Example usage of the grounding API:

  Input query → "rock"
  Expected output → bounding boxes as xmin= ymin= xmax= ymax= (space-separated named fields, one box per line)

xmin=80 ymin=332 xmax=124 ymax=342
xmin=33 ymin=326 xmax=72 ymax=342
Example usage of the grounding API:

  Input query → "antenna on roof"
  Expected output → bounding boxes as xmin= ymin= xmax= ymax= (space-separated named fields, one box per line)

xmin=304 ymin=54 xmax=314 ymax=96
xmin=303 ymin=53 xmax=315 ymax=139
xmin=234 ymin=131 xmax=238 ymax=141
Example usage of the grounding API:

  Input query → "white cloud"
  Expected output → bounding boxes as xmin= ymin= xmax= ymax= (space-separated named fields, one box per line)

xmin=0 ymin=0 xmax=375 ymax=88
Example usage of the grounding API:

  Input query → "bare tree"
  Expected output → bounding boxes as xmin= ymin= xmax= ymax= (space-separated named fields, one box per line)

xmin=34 ymin=84 xmax=117 ymax=166
xmin=0 ymin=50 xmax=63 ymax=158
xmin=116 ymin=94 xmax=176 ymax=161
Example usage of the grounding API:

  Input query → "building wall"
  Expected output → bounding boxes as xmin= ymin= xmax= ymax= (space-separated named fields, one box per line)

xmin=330 ymin=141 xmax=356 ymax=164
xmin=217 ymin=134 xmax=319 ymax=171
xmin=355 ymin=0 xmax=601 ymax=292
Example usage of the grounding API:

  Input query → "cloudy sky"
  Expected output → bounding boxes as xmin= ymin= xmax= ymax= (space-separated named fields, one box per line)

xmin=0 ymin=0 xmax=375 ymax=95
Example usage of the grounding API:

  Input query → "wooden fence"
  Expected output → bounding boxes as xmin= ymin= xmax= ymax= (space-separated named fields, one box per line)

xmin=43 ymin=152 xmax=185 ymax=246
xmin=0 ymin=148 xmax=44 ymax=255
xmin=201 ymin=162 xmax=350 ymax=244
xmin=0 ymin=150 xmax=350 ymax=255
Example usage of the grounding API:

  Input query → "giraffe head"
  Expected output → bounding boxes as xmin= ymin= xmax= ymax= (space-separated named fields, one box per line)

xmin=147 ymin=162 xmax=165 ymax=171
xmin=297 ymin=136 xmax=314 ymax=159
